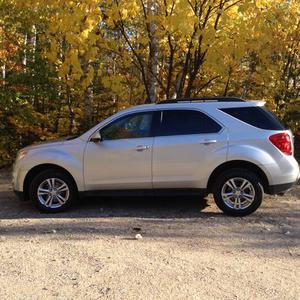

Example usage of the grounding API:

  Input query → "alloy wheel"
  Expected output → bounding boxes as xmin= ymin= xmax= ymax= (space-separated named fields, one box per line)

xmin=37 ymin=178 xmax=70 ymax=209
xmin=221 ymin=177 xmax=255 ymax=210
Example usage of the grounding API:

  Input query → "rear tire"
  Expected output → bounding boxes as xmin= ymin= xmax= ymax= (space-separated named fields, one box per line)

xmin=212 ymin=168 xmax=263 ymax=216
xmin=29 ymin=169 xmax=77 ymax=212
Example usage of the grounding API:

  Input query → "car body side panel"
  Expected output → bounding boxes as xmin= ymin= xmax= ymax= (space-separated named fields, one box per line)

xmin=83 ymin=137 xmax=154 ymax=190
xmin=226 ymin=130 xmax=300 ymax=185
xmin=13 ymin=140 xmax=85 ymax=192
xmin=152 ymin=130 xmax=228 ymax=189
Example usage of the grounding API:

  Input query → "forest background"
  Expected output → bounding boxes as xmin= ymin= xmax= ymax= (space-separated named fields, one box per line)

xmin=0 ymin=0 xmax=299 ymax=166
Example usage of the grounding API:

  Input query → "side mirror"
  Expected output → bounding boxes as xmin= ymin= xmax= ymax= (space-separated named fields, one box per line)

xmin=90 ymin=131 xmax=102 ymax=143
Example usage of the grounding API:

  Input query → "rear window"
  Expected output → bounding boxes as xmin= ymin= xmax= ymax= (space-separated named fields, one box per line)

xmin=220 ymin=107 xmax=285 ymax=130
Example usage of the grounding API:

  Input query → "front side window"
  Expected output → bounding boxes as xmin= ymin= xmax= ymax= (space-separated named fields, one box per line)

xmin=157 ymin=110 xmax=222 ymax=136
xmin=101 ymin=112 xmax=153 ymax=140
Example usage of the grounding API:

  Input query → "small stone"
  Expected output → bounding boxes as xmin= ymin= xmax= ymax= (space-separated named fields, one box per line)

xmin=44 ymin=229 xmax=57 ymax=234
xmin=284 ymin=231 xmax=291 ymax=235
xmin=135 ymin=234 xmax=143 ymax=240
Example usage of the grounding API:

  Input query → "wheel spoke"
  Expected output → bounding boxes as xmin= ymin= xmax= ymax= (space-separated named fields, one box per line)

xmin=51 ymin=178 xmax=56 ymax=188
xmin=38 ymin=188 xmax=50 ymax=196
xmin=222 ymin=192 xmax=234 ymax=201
xmin=38 ymin=192 xmax=49 ymax=196
xmin=240 ymin=179 xmax=248 ymax=190
xmin=46 ymin=179 xmax=53 ymax=189
xmin=57 ymin=183 xmax=68 ymax=192
xmin=242 ymin=184 xmax=251 ymax=192
xmin=57 ymin=194 xmax=66 ymax=204
xmin=242 ymin=193 xmax=254 ymax=201
xmin=38 ymin=188 xmax=50 ymax=193
xmin=45 ymin=195 xmax=53 ymax=207
xmin=234 ymin=197 xmax=241 ymax=209
xmin=227 ymin=179 xmax=237 ymax=190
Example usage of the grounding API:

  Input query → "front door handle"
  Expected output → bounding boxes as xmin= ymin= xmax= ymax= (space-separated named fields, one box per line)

xmin=199 ymin=139 xmax=217 ymax=145
xmin=136 ymin=145 xmax=151 ymax=151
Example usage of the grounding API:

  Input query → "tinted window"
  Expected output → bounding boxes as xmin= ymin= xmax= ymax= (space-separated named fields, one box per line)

xmin=220 ymin=107 xmax=285 ymax=130
xmin=157 ymin=110 xmax=222 ymax=136
xmin=101 ymin=112 xmax=153 ymax=140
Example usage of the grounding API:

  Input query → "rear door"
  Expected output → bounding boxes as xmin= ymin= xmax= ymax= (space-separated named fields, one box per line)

xmin=152 ymin=109 xmax=228 ymax=189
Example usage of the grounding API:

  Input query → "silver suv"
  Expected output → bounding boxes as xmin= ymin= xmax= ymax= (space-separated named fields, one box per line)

xmin=13 ymin=97 xmax=299 ymax=216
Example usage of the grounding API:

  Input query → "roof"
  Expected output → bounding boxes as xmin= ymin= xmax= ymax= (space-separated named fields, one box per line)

xmin=121 ymin=99 xmax=265 ymax=113
xmin=157 ymin=96 xmax=245 ymax=104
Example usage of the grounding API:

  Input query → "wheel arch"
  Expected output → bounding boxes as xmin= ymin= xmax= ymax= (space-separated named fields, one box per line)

xmin=207 ymin=160 xmax=269 ymax=193
xmin=23 ymin=164 xmax=78 ymax=201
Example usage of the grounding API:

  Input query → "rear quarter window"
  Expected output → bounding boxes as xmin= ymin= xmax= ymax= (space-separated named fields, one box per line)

xmin=220 ymin=107 xmax=285 ymax=130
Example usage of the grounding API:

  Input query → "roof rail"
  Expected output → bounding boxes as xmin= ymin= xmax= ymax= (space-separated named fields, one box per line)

xmin=157 ymin=96 xmax=245 ymax=104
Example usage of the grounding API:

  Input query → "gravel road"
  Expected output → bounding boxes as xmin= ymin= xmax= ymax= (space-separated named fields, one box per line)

xmin=0 ymin=170 xmax=299 ymax=300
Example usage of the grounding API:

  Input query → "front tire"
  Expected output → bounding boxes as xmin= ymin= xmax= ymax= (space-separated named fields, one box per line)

xmin=212 ymin=168 xmax=263 ymax=216
xmin=29 ymin=169 xmax=77 ymax=212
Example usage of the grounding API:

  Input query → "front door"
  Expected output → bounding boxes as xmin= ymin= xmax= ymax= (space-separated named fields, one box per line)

xmin=84 ymin=111 xmax=154 ymax=190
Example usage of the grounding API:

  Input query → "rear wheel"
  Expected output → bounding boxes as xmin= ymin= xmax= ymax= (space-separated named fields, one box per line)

xmin=212 ymin=168 xmax=263 ymax=216
xmin=29 ymin=169 xmax=77 ymax=212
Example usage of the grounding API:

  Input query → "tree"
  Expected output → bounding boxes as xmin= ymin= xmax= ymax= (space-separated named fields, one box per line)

xmin=0 ymin=0 xmax=299 ymax=166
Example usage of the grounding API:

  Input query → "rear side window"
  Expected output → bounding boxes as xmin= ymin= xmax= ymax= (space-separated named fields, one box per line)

xmin=157 ymin=110 xmax=222 ymax=136
xmin=220 ymin=107 xmax=285 ymax=130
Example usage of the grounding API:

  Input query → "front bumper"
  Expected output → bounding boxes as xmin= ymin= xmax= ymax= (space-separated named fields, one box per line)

xmin=14 ymin=190 xmax=26 ymax=201
xmin=12 ymin=164 xmax=28 ymax=192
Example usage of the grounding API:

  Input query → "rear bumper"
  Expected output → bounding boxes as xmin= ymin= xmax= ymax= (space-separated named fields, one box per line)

xmin=267 ymin=179 xmax=299 ymax=195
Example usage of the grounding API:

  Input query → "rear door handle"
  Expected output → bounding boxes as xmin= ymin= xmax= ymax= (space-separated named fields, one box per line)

xmin=199 ymin=139 xmax=217 ymax=145
xmin=136 ymin=145 xmax=151 ymax=151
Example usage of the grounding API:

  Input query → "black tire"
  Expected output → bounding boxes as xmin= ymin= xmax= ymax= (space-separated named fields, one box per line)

xmin=212 ymin=168 xmax=263 ymax=216
xmin=29 ymin=169 xmax=77 ymax=212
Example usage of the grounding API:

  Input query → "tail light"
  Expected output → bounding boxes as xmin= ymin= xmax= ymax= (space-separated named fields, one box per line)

xmin=269 ymin=133 xmax=292 ymax=155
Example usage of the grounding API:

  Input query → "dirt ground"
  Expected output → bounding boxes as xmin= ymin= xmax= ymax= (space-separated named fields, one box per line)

xmin=0 ymin=170 xmax=299 ymax=300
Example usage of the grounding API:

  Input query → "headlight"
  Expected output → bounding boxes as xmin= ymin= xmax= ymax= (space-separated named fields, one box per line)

xmin=18 ymin=149 xmax=28 ymax=160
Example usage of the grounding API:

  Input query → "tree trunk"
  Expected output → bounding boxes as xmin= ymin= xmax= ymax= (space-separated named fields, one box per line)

xmin=66 ymin=84 xmax=75 ymax=135
xmin=1 ymin=64 xmax=5 ymax=83
xmin=223 ymin=68 xmax=232 ymax=96
xmin=242 ymin=53 xmax=257 ymax=99
xmin=84 ymin=84 xmax=93 ymax=129
xmin=83 ymin=60 xmax=94 ymax=129
xmin=148 ymin=0 xmax=158 ymax=103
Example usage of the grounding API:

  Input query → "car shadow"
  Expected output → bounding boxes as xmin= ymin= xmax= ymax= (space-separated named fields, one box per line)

xmin=0 ymin=190 xmax=224 ymax=220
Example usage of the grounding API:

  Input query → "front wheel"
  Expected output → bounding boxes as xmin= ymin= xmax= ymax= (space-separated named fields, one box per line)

xmin=29 ymin=169 xmax=77 ymax=212
xmin=212 ymin=168 xmax=263 ymax=216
